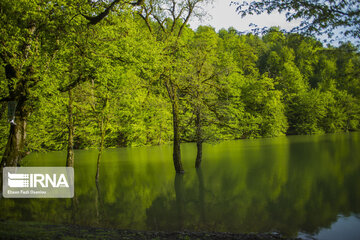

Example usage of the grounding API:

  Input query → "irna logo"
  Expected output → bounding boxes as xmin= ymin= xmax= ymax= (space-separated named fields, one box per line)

xmin=3 ymin=167 xmax=74 ymax=198
xmin=8 ymin=172 xmax=69 ymax=188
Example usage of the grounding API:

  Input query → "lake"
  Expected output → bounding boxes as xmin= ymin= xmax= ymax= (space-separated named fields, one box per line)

xmin=1 ymin=132 xmax=360 ymax=239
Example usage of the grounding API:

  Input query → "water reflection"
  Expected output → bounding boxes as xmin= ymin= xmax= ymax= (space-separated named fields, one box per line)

xmin=196 ymin=168 xmax=205 ymax=225
xmin=0 ymin=133 xmax=360 ymax=238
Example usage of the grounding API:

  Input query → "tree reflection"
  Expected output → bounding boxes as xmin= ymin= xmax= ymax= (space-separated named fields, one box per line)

xmin=1 ymin=133 xmax=360 ymax=237
xmin=197 ymin=168 xmax=205 ymax=224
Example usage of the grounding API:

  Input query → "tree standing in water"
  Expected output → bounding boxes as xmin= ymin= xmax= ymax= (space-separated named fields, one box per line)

xmin=138 ymin=0 xmax=213 ymax=173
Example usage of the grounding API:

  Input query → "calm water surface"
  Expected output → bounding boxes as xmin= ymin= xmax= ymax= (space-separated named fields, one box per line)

xmin=1 ymin=133 xmax=360 ymax=239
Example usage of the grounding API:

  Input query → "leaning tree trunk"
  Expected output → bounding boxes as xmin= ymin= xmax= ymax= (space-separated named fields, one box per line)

xmin=172 ymin=90 xmax=184 ymax=173
xmin=195 ymin=106 xmax=202 ymax=168
xmin=66 ymin=89 xmax=75 ymax=167
xmin=1 ymin=97 xmax=28 ymax=168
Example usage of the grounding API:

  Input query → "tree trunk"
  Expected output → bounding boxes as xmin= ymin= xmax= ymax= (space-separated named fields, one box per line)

xmin=1 ymin=97 xmax=28 ymax=168
xmin=1 ymin=26 xmax=36 ymax=168
xmin=95 ymin=119 xmax=105 ymax=182
xmin=95 ymin=151 xmax=102 ymax=182
xmin=195 ymin=106 xmax=202 ymax=168
xmin=172 ymin=90 xmax=184 ymax=173
xmin=66 ymin=89 xmax=75 ymax=167
xmin=1 ymin=63 xmax=26 ymax=168
xmin=165 ymin=77 xmax=184 ymax=173
xmin=195 ymin=141 xmax=202 ymax=168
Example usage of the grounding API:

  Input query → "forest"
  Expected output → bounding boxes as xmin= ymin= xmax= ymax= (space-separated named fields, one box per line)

xmin=0 ymin=0 xmax=359 ymax=173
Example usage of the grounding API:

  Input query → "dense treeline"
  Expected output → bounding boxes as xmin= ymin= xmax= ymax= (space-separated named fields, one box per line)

xmin=0 ymin=0 xmax=359 ymax=169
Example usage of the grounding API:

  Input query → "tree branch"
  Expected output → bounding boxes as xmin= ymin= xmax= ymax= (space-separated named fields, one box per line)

xmin=130 ymin=0 xmax=145 ymax=6
xmin=82 ymin=0 xmax=121 ymax=25
xmin=177 ymin=1 xmax=194 ymax=38
xmin=153 ymin=15 xmax=166 ymax=33
xmin=59 ymin=75 xmax=84 ymax=92
xmin=138 ymin=5 xmax=153 ymax=33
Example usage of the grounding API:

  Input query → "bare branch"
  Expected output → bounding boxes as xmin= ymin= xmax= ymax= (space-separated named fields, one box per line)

xmin=153 ymin=15 xmax=166 ymax=33
xmin=177 ymin=1 xmax=194 ymax=38
xmin=138 ymin=5 xmax=153 ymax=32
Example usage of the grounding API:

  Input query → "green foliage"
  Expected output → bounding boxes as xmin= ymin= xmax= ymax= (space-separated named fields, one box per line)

xmin=287 ymin=89 xmax=329 ymax=135
xmin=235 ymin=0 xmax=360 ymax=45
xmin=241 ymin=75 xmax=288 ymax=138
xmin=0 ymin=1 xmax=360 ymax=155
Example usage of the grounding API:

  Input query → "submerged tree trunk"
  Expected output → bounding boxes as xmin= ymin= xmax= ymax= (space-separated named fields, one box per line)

xmin=1 ymin=97 xmax=28 ymax=168
xmin=172 ymin=90 xmax=184 ymax=173
xmin=195 ymin=141 xmax=202 ymax=168
xmin=95 ymin=152 xmax=102 ymax=182
xmin=195 ymin=106 xmax=202 ymax=168
xmin=66 ymin=89 xmax=75 ymax=167
xmin=95 ymin=118 xmax=105 ymax=182
xmin=165 ymin=76 xmax=184 ymax=173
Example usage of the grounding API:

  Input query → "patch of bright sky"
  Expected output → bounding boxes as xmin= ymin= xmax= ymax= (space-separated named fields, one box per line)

xmin=188 ymin=0 xmax=358 ymax=46
xmin=189 ymin=0 xmax=302 ymax=33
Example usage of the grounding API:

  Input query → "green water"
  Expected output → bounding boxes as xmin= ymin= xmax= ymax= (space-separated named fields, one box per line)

xmin=1 ymin=133 xmax=360 ymax=239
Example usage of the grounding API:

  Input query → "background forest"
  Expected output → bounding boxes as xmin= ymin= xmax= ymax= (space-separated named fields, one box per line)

xmin=1 ymin=0 xmax=359 ymax=160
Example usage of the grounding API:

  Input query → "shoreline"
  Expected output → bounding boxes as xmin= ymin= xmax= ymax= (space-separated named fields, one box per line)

xmin=0 ymin=220 xmax=301 ymax=240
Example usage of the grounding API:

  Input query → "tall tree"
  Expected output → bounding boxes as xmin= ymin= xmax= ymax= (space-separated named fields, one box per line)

xmin=138 ymin=0 xmax=213 ymax=173
xmin=0 ymin=0 xmax=143 ymax=168
xmin=183 ymin=26 xmax=225 ymax=168
xmin=0 ymin=0 xmax=65 ymax=167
